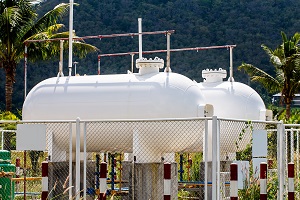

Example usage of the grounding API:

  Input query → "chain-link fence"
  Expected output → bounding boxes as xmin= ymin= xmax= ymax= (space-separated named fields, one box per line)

xmin=0 ymin=117 xmax=294 ymax=200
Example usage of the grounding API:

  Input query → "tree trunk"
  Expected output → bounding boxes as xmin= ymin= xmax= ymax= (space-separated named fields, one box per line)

xmin=286 ymin=103 xmax=291 ymax=120
xmin=4 ymin=63 xmax=16 ymax=112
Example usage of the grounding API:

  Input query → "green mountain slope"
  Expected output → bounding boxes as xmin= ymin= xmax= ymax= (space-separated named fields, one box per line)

xmin=1 ymin=0 xmax=299 ymax=111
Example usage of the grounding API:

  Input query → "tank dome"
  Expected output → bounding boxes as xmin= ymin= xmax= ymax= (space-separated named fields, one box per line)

xmin=198 ymin=68 xmax=266 ymax=120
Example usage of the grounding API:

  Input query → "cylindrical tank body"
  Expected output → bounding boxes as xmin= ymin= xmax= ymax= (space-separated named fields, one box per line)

xmin=198 ymin=69 xmax=267 ymax=160
xmin=198 ymin=82 xmax=266 ymax=120
xmin=23 ymin=71 xmax=206 ymax=153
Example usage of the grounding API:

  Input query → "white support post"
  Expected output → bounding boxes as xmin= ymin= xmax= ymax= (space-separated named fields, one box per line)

xmin=138 ymin=18 xmax=142 ymax=60
xmin=212 ymin=116 xmax=218 ymax=200
xmin=217 ymin=118 xmax=220 ymax=200
xmin=24 ymin=44 xmax=28 ymax=99
xmin=58 ymin=40 xmax=64 ymax=77
xmin=291 ymin=129 xmax=294 ymax=163
xmin=131 ymin=54 xmax=134 ymax=73
xmin=277 ymin=122 xmax=285 ymax=200
xmin=75 ymin=118 xmax=80 ymax=200
xmin=68 ymin=0 xmax=74 ymax=77
xmin=165 ymin=32 xmax=171 ymax=73
xmin=69 ymin=122 xmax=73 ymax=199
xmin=83 ymin=122 xmax=87 ymax=199
xmin=98 ymin=55 xmax=101 ymax=75
xmin=297 ymin=130 xmax=299 ymax=183
xmin=204 ymin=119 xmax=208 ymax=200
xmin=229 ymin=46 xmax=233 ymax=82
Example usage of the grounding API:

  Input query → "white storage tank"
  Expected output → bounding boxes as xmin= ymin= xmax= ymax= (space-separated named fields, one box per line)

xmin=198 ymin=68 xmax=267 ymax=120
xmin=22 ymin=58 xmax=211 ymax=159
xmin=198 ymin=68 xmax=271 ymax=160
xmin=23 ymin=58 xmax=208 ymax=121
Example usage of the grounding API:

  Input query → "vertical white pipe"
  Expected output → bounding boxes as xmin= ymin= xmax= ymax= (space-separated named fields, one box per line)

xmin=212 ymin=116 xmax=217 ymax=200
xmin=131 ymin=54 xmax=134 ymax=73
xmin=75 ymin=117 xmax=80 ymax=200
xmin=291 ymin=129 xmax=294 ymax=162
xmin=277 ymin=123 xmax=281 ymax=200
xmin=97 ymin=56 xmax=101 ymax=75
xmin=138 ymin=18 xmax=142 ymax=59
xmin=297 ymin=130 xmax=299 ymax=184
xmin=204 ymin=119 xmax=208 ymax=200
xmin=83 ymin=122 xmax=87 ymax=199
xmin=217 ymin=118 xmax=220 ymax=200
xmin=58 ymin=40 xmax=64 ymax=77
xmin=278 ymin=122 xmax=285 ymax=200
xmin=68 ymin=0 xmax=74 ymax=77
xmin=24 ymin=45 xmax=28 ymax=99
xmin=1 ymin=131 xmax=3 ymax=150
xmin=69 ymin=122 xmax=72 ymax=199
xmin=229 ymin=46 xmax=233 ymax=82
xmin=165 ymin=32 xmax=171 ymax=72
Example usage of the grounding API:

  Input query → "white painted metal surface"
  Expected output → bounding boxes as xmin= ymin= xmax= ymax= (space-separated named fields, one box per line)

xmin=198 ymin=68 xmax=266 ymax=120
xmin=22 ymin=65 xmax=268 ymax=158
xmin=23 ymin=60 xmax=208 ymax=154
xmin=23 ymin=64 xmax=205 ymax=121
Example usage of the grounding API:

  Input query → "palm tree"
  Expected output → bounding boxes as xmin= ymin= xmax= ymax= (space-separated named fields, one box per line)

xmin=0 ymin=0 xmax=98 ymax=111
xmin=239 ymin=31 xmax=300 ymax=120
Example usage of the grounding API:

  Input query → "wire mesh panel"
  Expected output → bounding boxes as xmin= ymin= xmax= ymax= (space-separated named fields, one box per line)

xmin=218 ymin=119 xmax=280 ymax=199
xmin=84 ymin=119 xmax=206 ymax=200
xmin=284 ymin=125 xmax=300 ymax=200
xmin=0 ymin=118 xmax=287 ymax=199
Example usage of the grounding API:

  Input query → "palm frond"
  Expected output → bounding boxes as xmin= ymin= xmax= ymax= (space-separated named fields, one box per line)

xmin=261 ymin=44 xmax=283 ymax=67
xmin=23 ymin=3 xmax=75 ymax=40
xmin=238 ymin=63 xmax=281 ymax=93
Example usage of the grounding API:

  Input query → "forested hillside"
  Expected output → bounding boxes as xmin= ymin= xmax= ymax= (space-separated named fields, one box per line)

xmin=1 ymin=0 xmax=300 ymax=111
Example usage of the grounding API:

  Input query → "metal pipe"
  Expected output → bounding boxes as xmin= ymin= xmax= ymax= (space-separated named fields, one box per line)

xmin=204 ymin=119 xmax=208 ymax=200
xmin=179 ymin=154 xmax=184 ymax=182
xmin=24 ymin=44 xmax=28 ymax=100
xmin=229 ymin=46 xmax=233 ymax=82
xmin=96 ymin=154 xmax=100 ymax=191
xmin=98 ymin=55 xmax=101 ymax=75
xmin=110 ymin=154 xmax=115 ymax=191
xmin=69 ymin=122 xmax=73 ymax=199
xmin=278 ymin=122 xmax=285 ymax=200
xmin=138 ymin=18 xmax=142 ymax=59
xmin=83 ymin=122 xmax=87 ymax=199
xmin=131 ymin=54 xmax=134 ymax=73
xmin=58 ymin=40 xmax=64 ymax=77
xmin=24 ymin=150 xmax=27 ymax=200
xmin=98 ymin=45 xmax=237 ymax=57
xmin=217 ymin=118 xmax=220 ymax=200
xmin=25 ymin=30 xmax=175 ymax=43
xmin=165 ymin=32 xmax=171 ymax=72
xmin=212 ymin=116 xmax=217 ymax=200
xmin=1 ymin=131 xmax=3 ymax=150
xmin=297 ymin=130 xmax=299 ymax=183
xmin=68 ymin=0 xmax=74 ymax=77
xmin=73 ymin=61 xmax=78 ymax=76
xmin=75 ymin=117 xmax=80 ymax=200
xmin=291 ymin=129 xmax=294 ymax=162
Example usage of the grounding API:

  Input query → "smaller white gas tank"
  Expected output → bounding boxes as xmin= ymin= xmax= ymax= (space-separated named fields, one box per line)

xmin=198 ymin=68 xmax=266 ymax=120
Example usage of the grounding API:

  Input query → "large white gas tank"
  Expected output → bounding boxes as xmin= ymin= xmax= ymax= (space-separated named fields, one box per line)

xmin=22 ymin=58 xmax=211 ymax=157
xmin=23 ymin=60 xmax=206 ymax=121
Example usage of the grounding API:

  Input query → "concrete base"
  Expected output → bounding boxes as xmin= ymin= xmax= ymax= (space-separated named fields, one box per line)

xmin=126 ymin=162 xmax=178 ymax=200
xmin=200 ymin=161 xmax=232 ymax=200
